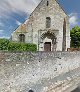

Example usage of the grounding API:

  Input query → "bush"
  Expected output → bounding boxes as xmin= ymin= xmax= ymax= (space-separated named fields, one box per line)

xmin=8 ymin=42 xmax=21 ymax=51
xmin=24 ymin=43 xmax=37 ymax=51
xmin=8 ymin=42 xmax=37 ymax=52
xmin=0 ymin=39 xmax=9 ymax=50
xmin=0 ymin=39 xmax=37 ymax=52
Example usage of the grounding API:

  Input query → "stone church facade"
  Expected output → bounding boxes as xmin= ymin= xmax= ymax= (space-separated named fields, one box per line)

xmin=11 ymin=0 xmax=70 ymax=51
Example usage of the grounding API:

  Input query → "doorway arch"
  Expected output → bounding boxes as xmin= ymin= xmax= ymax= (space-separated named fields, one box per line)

xmin=41 ymin=31 xmax=57 ymax=51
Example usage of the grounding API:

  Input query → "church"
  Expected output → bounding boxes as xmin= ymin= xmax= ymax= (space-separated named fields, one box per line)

xmin=11 ymin=0 xmax=70 ymax=51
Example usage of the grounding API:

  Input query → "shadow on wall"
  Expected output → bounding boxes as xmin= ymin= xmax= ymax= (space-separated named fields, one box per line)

xmin=71 ymin=87 xmax=80 ymax=92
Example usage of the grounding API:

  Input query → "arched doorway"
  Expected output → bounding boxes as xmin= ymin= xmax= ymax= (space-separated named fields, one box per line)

xmin=19 ymin=34 xmax=25 ymax=42
xmin=44 ymin=42 xmax=51 ymax=51
xmin=41 ymin=31 xmax=56 ymax=51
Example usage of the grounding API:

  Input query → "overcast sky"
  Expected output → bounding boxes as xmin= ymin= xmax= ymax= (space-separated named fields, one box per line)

xmin=0 ymin=0 xmax=80 ymax=39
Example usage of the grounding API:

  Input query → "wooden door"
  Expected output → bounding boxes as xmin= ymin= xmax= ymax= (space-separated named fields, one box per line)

xmin=44 ymin=42 xmax=51 ymax=51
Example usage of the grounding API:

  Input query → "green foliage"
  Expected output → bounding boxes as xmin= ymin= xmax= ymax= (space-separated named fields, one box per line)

xmin=0 ymin=39 xmax=9 ymax=50
xmin=70 ymin=26 xmax=80 ymax=48
xmin=0 ymin=39 xmax=37 ymax=51
xmin=8 ymin=42 xmax=37 ymax=51
xmin=8 ymin=42 xmax=21 ymax=51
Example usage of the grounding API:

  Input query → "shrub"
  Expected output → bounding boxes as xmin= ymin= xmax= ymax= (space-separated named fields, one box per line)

xmin=0 ymin=39 xmax=9 ymax=50
xmin=8 ymin=42 xmax=21 ymax=51
xmin=24 ymin=43 xmax=37 ymax=51
xmin=0 ymin=39 xmax=37 ymax=52
xmin=8 ymin=42 xmax=37 ymax=51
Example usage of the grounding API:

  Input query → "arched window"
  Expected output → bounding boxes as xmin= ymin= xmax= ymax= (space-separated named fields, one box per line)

xmin=62 ymin=18 xmax=66 ymax=51
xmin=47 ymin=1 xmax=49 ymax=6
xmin=46 ymin=17 xmax=51 ymax=28
xmin=19 ymin=34 xmax=25 ymax=42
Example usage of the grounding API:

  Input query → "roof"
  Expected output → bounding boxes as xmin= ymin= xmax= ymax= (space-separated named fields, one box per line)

xmin=15 ymin=24 xmax=28 ymax=33
xmin=13 ymin=0 xmax=69 ymax=33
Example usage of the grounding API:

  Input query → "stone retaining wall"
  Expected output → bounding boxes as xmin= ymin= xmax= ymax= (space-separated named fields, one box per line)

xmin=0 ymin=51 xmax=80 ymax=92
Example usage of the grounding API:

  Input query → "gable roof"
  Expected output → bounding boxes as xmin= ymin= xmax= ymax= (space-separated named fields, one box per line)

xmin=13 ymin=24 xmax=28 ymax=33
xmin=13 ymin=0 xmax=69 ymax=33
xmin=55 ymin=0 xmax=68 ymax=17
xmin=29 ymin=0 xmax=68 ymax=17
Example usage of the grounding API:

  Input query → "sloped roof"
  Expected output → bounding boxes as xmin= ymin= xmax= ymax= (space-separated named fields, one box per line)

xmin=15 ymin=24 xmax=28 ymax=33
xmin=29 ymin=0 xmax=68 ymax=18
xmin=14 ymin=0 xmax=68 ymax=33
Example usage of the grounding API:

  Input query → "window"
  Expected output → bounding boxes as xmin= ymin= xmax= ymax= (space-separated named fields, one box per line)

xmin=19 ymin=34 xmax=25 ymax=42
xmin=46 ymin=17 xmax=51 ymax=28
xmin=47 ymin=1 xmax=49 ymax=6
xmin=62 ymin=18 xmax=66 ymax=51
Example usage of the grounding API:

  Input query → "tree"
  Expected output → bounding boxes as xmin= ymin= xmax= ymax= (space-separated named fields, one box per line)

xmin=70 ymin=26 xmax=80 ymax=48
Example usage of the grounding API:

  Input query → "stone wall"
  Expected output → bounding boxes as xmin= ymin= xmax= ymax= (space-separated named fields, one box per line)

xmin=0 ymin=51 xmax=80 ymax=92
xmin=11 ymin=0 xmax=70 ymax=51
xmin=26 ymin=0 xmax=70 ymax=51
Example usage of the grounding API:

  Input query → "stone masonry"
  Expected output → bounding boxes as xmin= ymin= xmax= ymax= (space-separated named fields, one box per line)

xmin=11 ymin=0 xmax=70 ymax=51
xmin=0 ymin=51 xmax=80 ymax=92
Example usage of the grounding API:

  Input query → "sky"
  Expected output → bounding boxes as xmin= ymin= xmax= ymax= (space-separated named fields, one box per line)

xmin=0 ymin=0 xmax=80 ymax=39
